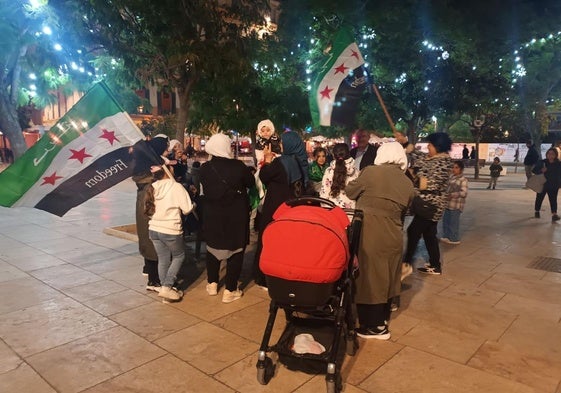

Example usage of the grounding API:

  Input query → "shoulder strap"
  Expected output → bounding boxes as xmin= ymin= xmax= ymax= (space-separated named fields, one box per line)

xmin=210 ymin=160 xmax=242 ymax=194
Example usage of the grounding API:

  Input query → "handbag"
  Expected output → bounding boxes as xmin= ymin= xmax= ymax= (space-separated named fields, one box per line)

xmin=526 ymin=173 xmax=546 ymax=193
xmin=411 ymin=195 xmax=437 ymax=220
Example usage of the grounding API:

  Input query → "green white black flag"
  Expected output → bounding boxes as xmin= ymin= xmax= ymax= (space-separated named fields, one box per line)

xmin=0 ymin=82 xmax=144 ymax=216
xmin=309 ymin=28 xmax=369 ymax=128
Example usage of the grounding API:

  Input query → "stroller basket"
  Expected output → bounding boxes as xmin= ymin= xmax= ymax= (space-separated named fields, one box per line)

xmin=266 ymin=276 xmax=337 ymax=307
xmin=256 ymin=197 xmax=363 ymax=393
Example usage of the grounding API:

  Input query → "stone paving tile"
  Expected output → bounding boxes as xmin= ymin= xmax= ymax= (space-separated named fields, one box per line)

xmin=212 ymin=299 xmax=286 ymax=344
xmin=0 ymin=362 xmax=57 ymax=393
xmin=82 ymin=354 xmax=234 ymax=393
xmin=405 ymin=292 xmax=517 ymax=340
xmin=27 ymin=326 xmax=165 ymax=393
xmin=0 ymin=260 xmax=29 ymax=282
xmin=0 ymin=171 xmax=560 ymax=393
xmin=482 ymin=271 xmax=561 ymax=305
xmin=360 ymin=346 xmax=537 ymax=393
xmin=110 ymin=301 xmax=200 ymax=342
xmin=0 ymin=297 xmax=116 ymax=357
xmin=396 ymin=320 xmax=485 ymax=364
xmin=438 ymin=282 xmax=505 ymax=306
xmin=83 ymin=289 xmax=154 ymax=316
xmin=0 ymin=277 xmax=66 ymax=315
xmin=215 ymin=353 xmax=314 ymax=392
xmin=61 ymin=279 xmax=128 ymax=302
xmin=155 ymin=321 xmax=258 ymax=375
xmin=494 ymin=293 xmax=561 ymax=323
xmin=0 ymin=339 xmax=22 ymax=374
xmin=469 ymin=341 xmax=561 ymax=393
xmin=5 ymin=253 xmax=68 ymax=272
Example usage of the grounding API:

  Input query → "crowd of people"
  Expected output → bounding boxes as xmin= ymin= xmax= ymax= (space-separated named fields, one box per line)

xmin=129 ymin=123 xmax=482 ymax=340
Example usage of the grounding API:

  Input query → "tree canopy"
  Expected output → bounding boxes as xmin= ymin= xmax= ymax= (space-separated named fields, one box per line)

xmin=2 ymin=0 xmax=561 ymax=160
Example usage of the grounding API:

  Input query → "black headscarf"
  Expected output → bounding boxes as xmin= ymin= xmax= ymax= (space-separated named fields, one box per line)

xmin=278 ymin=132 xmax=309 ymax=184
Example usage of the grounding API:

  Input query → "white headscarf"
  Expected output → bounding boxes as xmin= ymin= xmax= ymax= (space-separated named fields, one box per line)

xmin=374 ymin=142 xmax=408 ymax=171
xmin=169 ymin=139 xmax=181 ymax=151
xmin=256 ymin=119 xmax=275 ymax=136
xmin=205 ymin=133 xmax=233 ymax=159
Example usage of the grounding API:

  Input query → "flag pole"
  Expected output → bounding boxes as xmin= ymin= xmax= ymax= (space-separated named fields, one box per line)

xmin=371 ymin=83 xmax=398 ymax=135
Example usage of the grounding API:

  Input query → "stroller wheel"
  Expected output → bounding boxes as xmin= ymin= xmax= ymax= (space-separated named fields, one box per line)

xmin=256 ymin=356 xmax=275 ymax=385
xmin=326 ymin=372 xmax=342 ymax=393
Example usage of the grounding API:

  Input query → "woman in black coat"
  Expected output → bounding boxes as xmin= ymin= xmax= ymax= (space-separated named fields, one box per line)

xmin=252 ymin=131 xmax=308 ymax=288
xmin=533 ymin=147 xmax=561 ymax=221
xmin=200 ymin=133 xmax=255 ymax=303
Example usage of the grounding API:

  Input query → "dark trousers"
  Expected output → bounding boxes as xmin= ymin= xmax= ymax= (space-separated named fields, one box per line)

xmin=252 ymin=231 xmax=267 ymax=286
xmin=206 ymin=250 xmax=244 ymax=291
xmin=144 ymin=258 xmax=159 ymax=283
xmin=535 ymin=188 xmax=559 ymax=213
xmin=357 ymin=302 xmax=391 ymax=328
xmin=403 ymin=216 xmax=441 ymax=269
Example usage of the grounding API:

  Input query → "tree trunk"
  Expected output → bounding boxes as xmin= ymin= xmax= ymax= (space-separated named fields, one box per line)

xmin=0 ymin=43 xmax=29 ymax=160
xmin=0 ymin=93 xmax=27 ymax=160
xmin=474 ymin=130 xmax=481 ymax=179
xmin=175 ymin=77 xmax=197 ymax=146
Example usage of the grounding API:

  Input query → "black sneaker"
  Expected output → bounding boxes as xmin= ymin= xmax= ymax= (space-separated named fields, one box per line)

xmin=535 ymin=211 xmax=540 ymax=218
xmin=146 ymin=281 xmax=161 ymax=292
xmin=553 ymin=214 xmax=560 ymax=222
xmin=417 ymin=266 xmax=442 ymax=275
xmin=356 ymin=326 xmax=391 ymax=340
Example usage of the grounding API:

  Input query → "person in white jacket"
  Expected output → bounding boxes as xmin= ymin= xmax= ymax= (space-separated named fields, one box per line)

xmin=145 ymin=165 xmax=194 ymax=302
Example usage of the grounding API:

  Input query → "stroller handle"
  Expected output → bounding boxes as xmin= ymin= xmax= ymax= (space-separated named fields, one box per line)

xmin=285 ymin=197 xmax=337 ymax=209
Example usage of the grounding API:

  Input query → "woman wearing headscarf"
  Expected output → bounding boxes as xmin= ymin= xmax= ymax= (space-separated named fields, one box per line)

xmin=252 ymin=131 xmax=309 ymax=288
xmin=320 ymin=143 xmax=359 ymax=209
xmin=346 ymin=142 xmax=415 ymax=339
xmin=396 ymin=131 xmax=453 ymax=276
xmin=131 ymin=134 xmax=170 ymax=292
xmin=199 ymin=133 xmax=255 ymax=303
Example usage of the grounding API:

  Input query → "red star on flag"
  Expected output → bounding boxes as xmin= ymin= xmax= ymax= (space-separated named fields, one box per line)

xmin=68 ymin=148 xmax=92 ymax=164
xmin=334 ymin=63 xmax=349 ymax=74
xmin=351 ymin=49 xmax=360 ymax=59
xmin=41 ymin=172 xmax=63 ymax=186
xmin=320 ymin=86 xmax=334 ymax=99
xmin=99 ymin=129 xmax=120 ymax=145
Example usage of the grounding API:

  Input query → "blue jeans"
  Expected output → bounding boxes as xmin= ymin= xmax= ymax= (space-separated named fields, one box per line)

xmin=149 ymin=230 xmax=185 ymax=287
xmin=442 ymin=209 xmax=461 ymax=242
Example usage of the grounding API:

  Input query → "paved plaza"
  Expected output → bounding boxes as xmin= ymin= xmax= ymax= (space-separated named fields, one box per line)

xmin=0 ymin=166 xmax=560 ymax=393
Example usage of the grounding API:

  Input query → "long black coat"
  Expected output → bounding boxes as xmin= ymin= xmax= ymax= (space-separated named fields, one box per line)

xmin=200 ymin=157 xmax=255 ymax=251
xmin=258 ymin=159 xmax=294 ymax=231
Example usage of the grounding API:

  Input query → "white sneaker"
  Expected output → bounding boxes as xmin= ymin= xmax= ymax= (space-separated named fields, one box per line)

xmin=401 ymin=263 xmax=413 ymax=281
xmin=222 ymin=289 xmax=243 ymax=303
xmin=158 ymin=286 xmax=182 ymax=302
xmin=206 ymin=282 xmax=218 ymax=296
xmin=439 ymin=237 xmax=452 ymax=244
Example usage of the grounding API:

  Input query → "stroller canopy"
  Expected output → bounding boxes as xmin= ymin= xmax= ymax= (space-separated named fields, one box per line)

xmin=260 ymin=202 xmax=350 ymax=284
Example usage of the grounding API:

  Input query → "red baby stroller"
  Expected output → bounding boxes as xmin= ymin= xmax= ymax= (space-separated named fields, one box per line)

xmin=256 ymin=197 xmax=362 ymax=393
